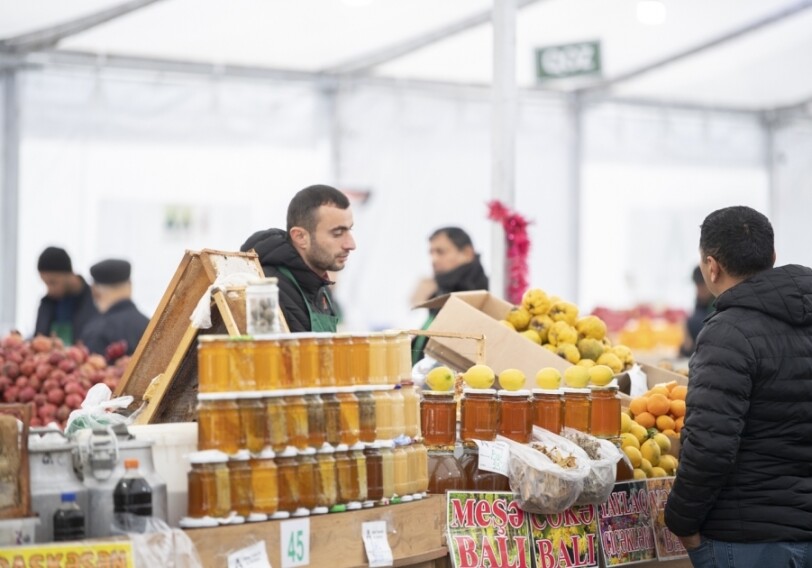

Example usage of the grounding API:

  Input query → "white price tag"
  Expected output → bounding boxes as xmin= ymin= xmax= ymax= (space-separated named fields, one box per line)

xmin=280 ymin=518 xmax=310 ymax=568
xmin=362 ymin=521 xmax=394 ymax=567
xmin=476 ymin=440 xmax=510 ymax=476
xmin=227 ymin=541 xmax=272 ymax=568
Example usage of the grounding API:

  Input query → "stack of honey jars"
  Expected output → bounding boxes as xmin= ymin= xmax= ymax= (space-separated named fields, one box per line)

xmin=185 ymin=330 xmax=428 ymax=526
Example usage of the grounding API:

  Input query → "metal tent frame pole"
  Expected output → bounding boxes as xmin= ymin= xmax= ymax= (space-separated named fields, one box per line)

xmin=0 ymin=70 xmax=20 ymax=331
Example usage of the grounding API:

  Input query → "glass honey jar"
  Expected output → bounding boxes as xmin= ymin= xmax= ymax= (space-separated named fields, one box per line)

xmin=249 ymin=448 xmax=278 ymax=518
xmin=305 ymin=388 xmax=327 ymax=449
xmin=460 ymin=388 xmax=499 ymax=447
xmin=401 ymin=380 xmax=421 ymax=439
xmin=283 ymin=390 xmax=309 ymax=450
xmin=334 ymin=444 xmax=359 ymax=508
xmin=372 ymin=386 xmax=394 ymax=441
xmin=412 ymin=440 xmax=429 ymax=495
xmin=349 ymin=334 xmax=370 ymax=385
xmin=497 ymin=390 xmax=532 ymax=444
xmin=253 ymin=335 xmax=282 ymax=391
xmin=379 ymin=440 xmax=396 ymax=501
xmin=336 ymin=388 xmax=360 ymax=446
xmin=383 ymin=331 xmax=400 ymax=386
xmin=228 ymin=451 xmax=253 ymax=518
xmin=315 ymin=334 xmax=336 ymax=388
xmin=277 ymin=336 xmax=301 ymax=389
xmin=197 ymin=393 xmax=242 ymax=455
xmin=264 ymin=392 xmax=288 ymax=452
xmin=275 ymin=447 xmax=299 ymax=518
xmin=333 ymin=334 xmax=356 ymax=387
xmin=562 ymin=388 xmax=591 ymax=433
xmin=364 ymin=443 xmax=384 ymax=504
xmin=356 ymin=387 xmax=377 ymax=443
xmin=295 ymin=448 xmax=317 ymax=517
xmin=532 ymin=389 xmax=563 ymax=434
xmin=590 ymin=385 xmax=621 ymax=438
xmin=296 ymin=333 xmax=321 ymax=388
xmin=421 ymin=390 xmax=456 ymax=451
xmin=314 ymin=444 xmax=337 ymax=514
xmin=238 ymin=392 xmax=267 ymax=454
xmin=228 ymin=337 xmax=256 ymax=391
xmin=349 ymin=443 xmax=369 ymax=507
xmin=389 ymin=386 xmax=405 ymax=440
xmin=321 ymin=390 xmax=341 ymax=447
xmin=368 ymin=333 xmax=387 ymax=385
xmin=187 ymin=450 xmax=231 ymax=519
xmin=197 ymin=335 xmax=230 ymax=393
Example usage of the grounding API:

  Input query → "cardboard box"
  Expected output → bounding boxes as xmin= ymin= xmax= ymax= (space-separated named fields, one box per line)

xmin=418 ymin=292 xmax=572 ymax=388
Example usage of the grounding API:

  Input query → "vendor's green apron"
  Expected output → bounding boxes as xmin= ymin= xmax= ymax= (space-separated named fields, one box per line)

xmin=411 ymin=313 xmax=436 ymax=366
xmin=278 ymin=266 xmax=339 ymax=333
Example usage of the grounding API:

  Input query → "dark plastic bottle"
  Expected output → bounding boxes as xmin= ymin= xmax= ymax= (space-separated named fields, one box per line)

xmin=53 ymin=492 xmax=85 ymax=542
xmin=113 ymin=458 xmax=153 ymax=533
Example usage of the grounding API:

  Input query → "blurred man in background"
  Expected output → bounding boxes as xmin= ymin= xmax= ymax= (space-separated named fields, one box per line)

xmin=411 ymin=227 xmax=489 ymax=364
xmin=241 ymin=185 xmax=355 ymax=332
xmin=79 ymin=259 xmax=149 ymax=359
xmin=678 ymin=265 xmax=715 ymax=357
xmin=34 ymin=246 xmax=99 ymax=345
xmin=665 ymin=206 xmax=812 ymax=566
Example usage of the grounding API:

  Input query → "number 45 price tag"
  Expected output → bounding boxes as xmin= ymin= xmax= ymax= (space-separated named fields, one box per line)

xmin=280 ymin=518 xmax=310 ymax=568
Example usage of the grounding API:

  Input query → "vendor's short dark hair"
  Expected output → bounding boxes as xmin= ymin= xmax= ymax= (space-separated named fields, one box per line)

xmin=287 ymin=185 xmax=349 ymax=233
xmin=700 ymin=206 xmax=774 ymax=278
xmin=692 ymin=266 xmax=704 ymax=285
xmin=430 ymin=227 xmax=474 ymax=251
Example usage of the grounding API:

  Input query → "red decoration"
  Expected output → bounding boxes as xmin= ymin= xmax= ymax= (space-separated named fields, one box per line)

xmin=487 ymin=200 xmax=532 ymax=304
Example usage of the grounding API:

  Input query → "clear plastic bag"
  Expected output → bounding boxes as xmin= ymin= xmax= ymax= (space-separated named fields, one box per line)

xmin=65 ymin=384 xmax=133 ymax=435
xmin=121 ymin=516 xmax=203 ymax=568
xmin=559 ymin=427 xmax=623 ymax=505
xmin=498 ymin=430 xmax=590 ymax=514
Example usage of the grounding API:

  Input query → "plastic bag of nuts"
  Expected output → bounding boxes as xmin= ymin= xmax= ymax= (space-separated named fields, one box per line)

xmin=559 ymin=427 xmax=623 ymax=506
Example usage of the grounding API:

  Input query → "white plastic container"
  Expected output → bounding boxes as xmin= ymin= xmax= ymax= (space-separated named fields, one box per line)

xmin=246 ymin=277 xmax=281 ymax=335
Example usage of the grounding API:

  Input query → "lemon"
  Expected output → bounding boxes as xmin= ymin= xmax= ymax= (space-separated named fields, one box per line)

xmin=520 ymin=329 xmax=542 ymax=345
xmin=563 ymin=366 xmax=590 ymax=388
xmin=556 ymin=343 xmax=581 ymax=364
xmin=633 ymin=469 xmax=647 ymax=480
xmin=577 ymin=359 xmax=596 ymax=369
xmin=640 ymin=458 xmax=654 ymax=478
xmin=426 ymin=366 xmax=455 ymax=392
xmin=620 ymin=432 xmax=639 ymax=450
xmin=623 ymin=446 xmax=642 ymax=468
xmin=505 ymin=307 xmax=532 ymax=331
xmin=641 ymin=439 xmax=661 ymax=467
xmin=652 ymin=433 xmax=672 ymax=454
xmin=499 ymin=320 xmax=515 ymax=330
xmin=462 ymin=364 xmax=495 ymax=389
xmin=658 ymin=455 xmax=677 ymax=475
xmin=588 ymin=364 xmax=614 ymax=387
xmin=630 ymin=423 xmax=648 ymax=445
xmin=596 ymin=352 xmax=623 ymax=374
xmin=499 ymin=368 xmax=526 ymax=391
xmin=535 ymin=367 xmax=561 ymax=390
xmin=651 ymin=467 xmax=668 ymax=478
xmin=621 ymin=413 xmax=632 ymax=434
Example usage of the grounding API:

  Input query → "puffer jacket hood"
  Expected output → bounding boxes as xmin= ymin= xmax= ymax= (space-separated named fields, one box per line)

xmin=714 ymin=264 xmax=812 ymax=327
xmin=241 ymin=228 xmax=331 ymax=291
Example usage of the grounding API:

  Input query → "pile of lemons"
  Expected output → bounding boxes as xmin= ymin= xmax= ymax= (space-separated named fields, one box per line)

xmin=620 ymin=415 xmax=679 ymax=479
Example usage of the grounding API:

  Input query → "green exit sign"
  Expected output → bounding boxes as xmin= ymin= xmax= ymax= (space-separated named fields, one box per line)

xmin=536 ymin=41 xmax=602 ymax=80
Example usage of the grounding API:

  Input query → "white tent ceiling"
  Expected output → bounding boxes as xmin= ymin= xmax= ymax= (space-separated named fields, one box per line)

xmin=2 ymin=0 xmax=811 ymax=110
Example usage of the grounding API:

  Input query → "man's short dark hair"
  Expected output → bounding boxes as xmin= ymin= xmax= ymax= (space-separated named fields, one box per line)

xmin=692 ymin=265 xmax=704 ymax=286
xmin=286 ymin=185 xmax=350 ymax=233
xmin=430 ymin=227 xmax=474 ymax=251
xmin=699 ymin=206 xmax=774 ymax=278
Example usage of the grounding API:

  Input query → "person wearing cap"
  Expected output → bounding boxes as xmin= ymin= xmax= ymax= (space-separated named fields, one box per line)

xmin=78 ymin=259 xmax=150 ymax=359
xmin=34 ymin=246 xmax=99 ymax=345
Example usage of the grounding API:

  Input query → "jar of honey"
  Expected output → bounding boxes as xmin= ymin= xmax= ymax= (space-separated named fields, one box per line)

xmin=590 ymin=385 xmax=621 ymax=438
xmin=427 ymin=451 xmax=465 ymax=494
xmin=321 ymin=390 xmax=341 ymax=447
xmin=314 ymin=444 xmax=337 ymax=514
xmin=334 ymin=444 xmax=360 ymax=508
xmin=283 ymin=390 xmax=309 ymax=450
xmin=228 ymin=450 xmax=253 ymax=518
xmin=498 ymin=390 xmax=532 ymax=443
xmin=562 ymin=388 xmax=591 ymax=433
xmin=295 ymin=448 xmax=317 ymax=517
xmin=264 ymin=392 xmax=288 ymax=452
xmin=393 ymin=441 xmax=410 ymax=501
xmin=356 ymin=387 xmax=377 ymax=443
xmin=379 ymin=441 xmax=396 ymax=500
xmin=249 ymin=448 xmax=278 ymax=518
xmin=372 ymin=386 xmax=394 ymax=441
xmin=349 ymin=334 xmax=370 ymax=385
xmin=412 ymin=441 xmax=429 ymax=495
xmin=460 ymin=389 xmax=499 ymax=447
xmin=277 ymin=336 xmax=301 ymax=389
xmin=275 ymin=447 xmax=299 ymax=518
xmin=532 ymin=389 xmax=563 ymax=434
xmin=254 ymin=335 xmax=282 ymax=391
xmin=368 ymin=333 xmax=387 ymax=385
xmin=305 ymin=389 xmax=326 ymax=448
xmin=364 ymin=443 xmax=384 ymax=503
xmin=421 ymin=390 xmax=456 ymax=451
xmin=389 ymin=386 xmax=405 ymax=439
xmin=401 ymin=380 xmax=421 ymax=439
xmin=403 ymin=443 xmax=419 ymax=498
xmin=333 ymin=334 xmax=356 ymax=387
xmin=336 ymin=389 xmax=360 ymax=446
xmin=238 ymin=392 xmax=268 ymax=454
xmin=315 ymin=334 xmax=335 ymax=388
xmin=383 ymin=331 xmax=400 ymax=385
xmin=459 ymin=449 xmax=510 ymax=492
xmin=395 ymin=333 xmax=412 ymax=384
xmin=228 ymin=338 xmax=256 ymax=391
xmin=296 ymin=333 xmax=320 ymax=388
xmin=197 ymin=393 xmax=242 ymax=455
xmin=197 ymin=336 xmax=230 ymax=393
xmin=350 ymin=443 xmax=369 ymax=506
xmin=187 ymin=450 xmax=231 ymax=519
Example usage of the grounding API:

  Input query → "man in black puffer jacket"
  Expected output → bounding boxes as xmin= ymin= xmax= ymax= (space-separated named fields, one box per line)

xmin=241 ymin=185 xmax=355 ymax=332
xmin=665 ymin=206 xmax=812 ymax=567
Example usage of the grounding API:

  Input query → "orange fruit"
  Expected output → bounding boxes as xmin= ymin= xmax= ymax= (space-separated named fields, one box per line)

xmin=629 ymin=397 xmax=648 ymax=417
xmin=656 ymin=415 xmax=675 ymax=432
xmin=648 ymin=386 xmax=670 ymax=398
xmin=661 ymin=428 xmax=678 ymax=437
xmin=665 ymin=381 xmax=678 ymax=393
xmin=670 ymin=399 xmax=686 ymax=418
xmin=675 ymin=416 xmax=685 ymax=433
xmin=635 ymin=412 xmax=656 ymax=429
xmin=670 ymin=385 xmax=687 ymax=401
xmin=647 ymin=394 xmax=671 ymax=417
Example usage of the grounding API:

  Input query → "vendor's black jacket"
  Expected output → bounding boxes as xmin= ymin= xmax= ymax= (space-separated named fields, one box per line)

xmin=665 ymin=264 xmax=812 ymax=542
xmin=240 ymin=228 xmax=335 ymax=332
xmin=79 ymin=299 xmax=149 ymax=358
xmin=34 ymin=277 xmax=99 ymax=342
